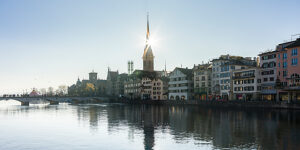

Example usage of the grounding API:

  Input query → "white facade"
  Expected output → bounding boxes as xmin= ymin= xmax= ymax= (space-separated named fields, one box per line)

xmin=124 ymin=78 xmax=142 ymax=100
xmin=259 ymin=51 xmax=277 ymax=100
xmin=168 ymin=68 xmax=193 ymax=100
xmin=233 ymin=68 xmax=261 ymax=100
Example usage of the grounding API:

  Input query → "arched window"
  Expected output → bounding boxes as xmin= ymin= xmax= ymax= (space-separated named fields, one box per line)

xmin=170 ymin=96 xmax=174 ymax=100
xmin=181 ymin=96 xmax=186 ymax=100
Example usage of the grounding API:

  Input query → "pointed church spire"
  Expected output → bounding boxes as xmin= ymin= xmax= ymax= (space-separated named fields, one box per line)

xmin=146 ymin=12 xmax=150 ymax=43
xmin=143 ymin=12 xmax=154 ymax=72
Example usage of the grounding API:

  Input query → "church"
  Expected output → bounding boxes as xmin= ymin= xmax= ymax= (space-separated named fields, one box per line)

xmin=142 ymin=14 xmax=154 ymax=72
xmin=124 ymin=14 xmax=168 ymax=100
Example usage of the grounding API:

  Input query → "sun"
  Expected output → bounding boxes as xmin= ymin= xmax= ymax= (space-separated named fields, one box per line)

xmin=146 ymin=34 xmax=160 ymax=48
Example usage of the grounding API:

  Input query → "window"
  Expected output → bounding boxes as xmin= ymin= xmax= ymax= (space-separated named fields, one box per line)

xmin=269 ymin=62 xmax=276 ymax=67
xmin=257 ymin=86 xmax=261 ymax=91
xmin=264 ymin=78 xmax=268 ymax=82
xmin=292 ymin=58 xmax=298 ymax=65
xmin=263 ymin=56 xmax=268 ymax=60
xmin=292 ymin=48 xmax=298 ymax=56
xmin=278 ymin=63 xmax=280 ymax=67
xmin=262 ymin=63 xmax=268 ymax=68
xmin=221 ymin=65 xmax=229 ymax=72
xmin=278 ymin=54 xmax=280 ymax=58
xmin=283 ymin=62 xmax=287 ymax=68
xmin=270 ymin=77 xmax=274 ymax=81
xmin=283 ymin=71 xmax=287 ymax=77
xmin=283 ymin=53 xmax=287 ymax=59
xmin=257 ymin=79 xmax=261 ymax=83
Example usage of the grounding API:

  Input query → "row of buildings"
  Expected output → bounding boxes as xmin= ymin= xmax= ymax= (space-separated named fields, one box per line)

xmin=68 ymin=15 xmax=300 ymax=102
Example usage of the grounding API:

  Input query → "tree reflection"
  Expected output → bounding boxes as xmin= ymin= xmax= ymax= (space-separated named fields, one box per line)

xmin=74 ymin=104 xmax=300 ymax=150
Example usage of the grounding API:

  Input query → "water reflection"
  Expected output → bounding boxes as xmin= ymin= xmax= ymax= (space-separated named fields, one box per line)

xmin=74 ymin=104 xmax=300 ymax=150
xmin=1 ymin=101 xmax=300 ymax=150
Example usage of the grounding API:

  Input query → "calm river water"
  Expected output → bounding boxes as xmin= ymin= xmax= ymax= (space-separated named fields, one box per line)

xmin=0 ymin=100 xmax=300 ymax=150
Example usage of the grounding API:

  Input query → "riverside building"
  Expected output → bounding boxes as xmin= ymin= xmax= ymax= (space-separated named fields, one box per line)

xmin=211 ymin=55 xmax=257 ymax=100
xmin=277 ymin=38 xmax=300 ymax=101
xmin=258 ymin=50 xmax=278 ymax=101
xmin=168 ymin=67 xmax=193 ymax=100
xmin=193 ymin=64 xmax=212 ymax=100
xmin=232 ymin=67 xmax=261 ymax=100
xmin=151 ymin=77 xmax=169 ymax=100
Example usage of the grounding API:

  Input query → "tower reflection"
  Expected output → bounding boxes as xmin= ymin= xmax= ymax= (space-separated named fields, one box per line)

xmin=75 ymin=104 xmax=300 ymax=150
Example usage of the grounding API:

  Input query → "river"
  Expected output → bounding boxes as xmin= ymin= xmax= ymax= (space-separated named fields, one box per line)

xmin=0 ymin=100 xmax=299 ymax=150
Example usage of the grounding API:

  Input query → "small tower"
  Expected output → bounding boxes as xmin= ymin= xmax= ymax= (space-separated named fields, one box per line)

xmin=89 ymin=70 xmax=97 ymax=84
xmin=143 ymin=13 xmax=154 ymax=72
xmin=76 ymin=77 xmax=81 ymax=85
xmin=128 ymin=60 xmax=134 ymax=75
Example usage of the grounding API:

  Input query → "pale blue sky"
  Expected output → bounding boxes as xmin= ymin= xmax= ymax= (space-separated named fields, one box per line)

xmin=0 ymin=0 xmax=299 ymax=94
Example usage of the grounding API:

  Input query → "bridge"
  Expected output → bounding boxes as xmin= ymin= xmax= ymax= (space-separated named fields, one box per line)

xmin=0 ymin=96 xmax=110 ymax=106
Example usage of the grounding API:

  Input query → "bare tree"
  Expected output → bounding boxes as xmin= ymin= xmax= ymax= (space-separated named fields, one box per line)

xmin=48 ymin=87 xmax=54 ymax=96
xmin=56 ymin=85 xmax=67 ymax=96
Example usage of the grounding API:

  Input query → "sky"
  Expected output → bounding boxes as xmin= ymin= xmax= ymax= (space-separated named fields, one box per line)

xmin=0 ymin=0 xmax=299 ymax=94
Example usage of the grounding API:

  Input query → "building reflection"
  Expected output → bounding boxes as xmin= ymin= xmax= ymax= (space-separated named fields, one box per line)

xmin=74 ymin=104 xmax=300 ymax=150
xmin=1 ymin=101 xmax=300 ymax=149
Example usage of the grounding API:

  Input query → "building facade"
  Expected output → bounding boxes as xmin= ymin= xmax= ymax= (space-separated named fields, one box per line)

xmin=259 ymin=51 xmax=278 ymax=101
xmin=106 ymin=68 xmax=119 ymax=97
xmin=124 ymin=70 xmax=158 ymax=100
xmin=151 ymin=77 xmax=169 ymax=100
xmin=211 ymin=55 xmax=257 ymax=100
xmin=68 ymin=71 xmax=107 ymax=96
xmin=116 ymin=73 xmax=128 ymax=97
xmin=168 ymin=68 xmax=193 ymax=100
xmin=277 ymin=38 xmax=300 ymax=101
xmin=124 ymin=74 xmax=141 ymax=100
xmin=193 ymin=64 xmax=212 ymax=100
xmin=232 ymin=67 xmax=261 ymax=100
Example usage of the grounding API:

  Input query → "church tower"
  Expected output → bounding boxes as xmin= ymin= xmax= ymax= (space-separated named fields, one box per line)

xmin=143 ymin=13 xmax=154 ymax=72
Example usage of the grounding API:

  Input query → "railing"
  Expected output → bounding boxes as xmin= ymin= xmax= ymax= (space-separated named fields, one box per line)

xmin=232 ymin=75 xmax=255 ymax=79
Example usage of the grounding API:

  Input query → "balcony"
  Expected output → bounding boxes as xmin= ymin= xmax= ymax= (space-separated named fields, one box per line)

xmin=232 ymin=74 xmax=255 ymax=79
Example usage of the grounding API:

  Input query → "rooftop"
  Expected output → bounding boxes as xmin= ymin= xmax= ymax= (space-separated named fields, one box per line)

xmin=286 ymin=38 xmax=300 ymax=48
